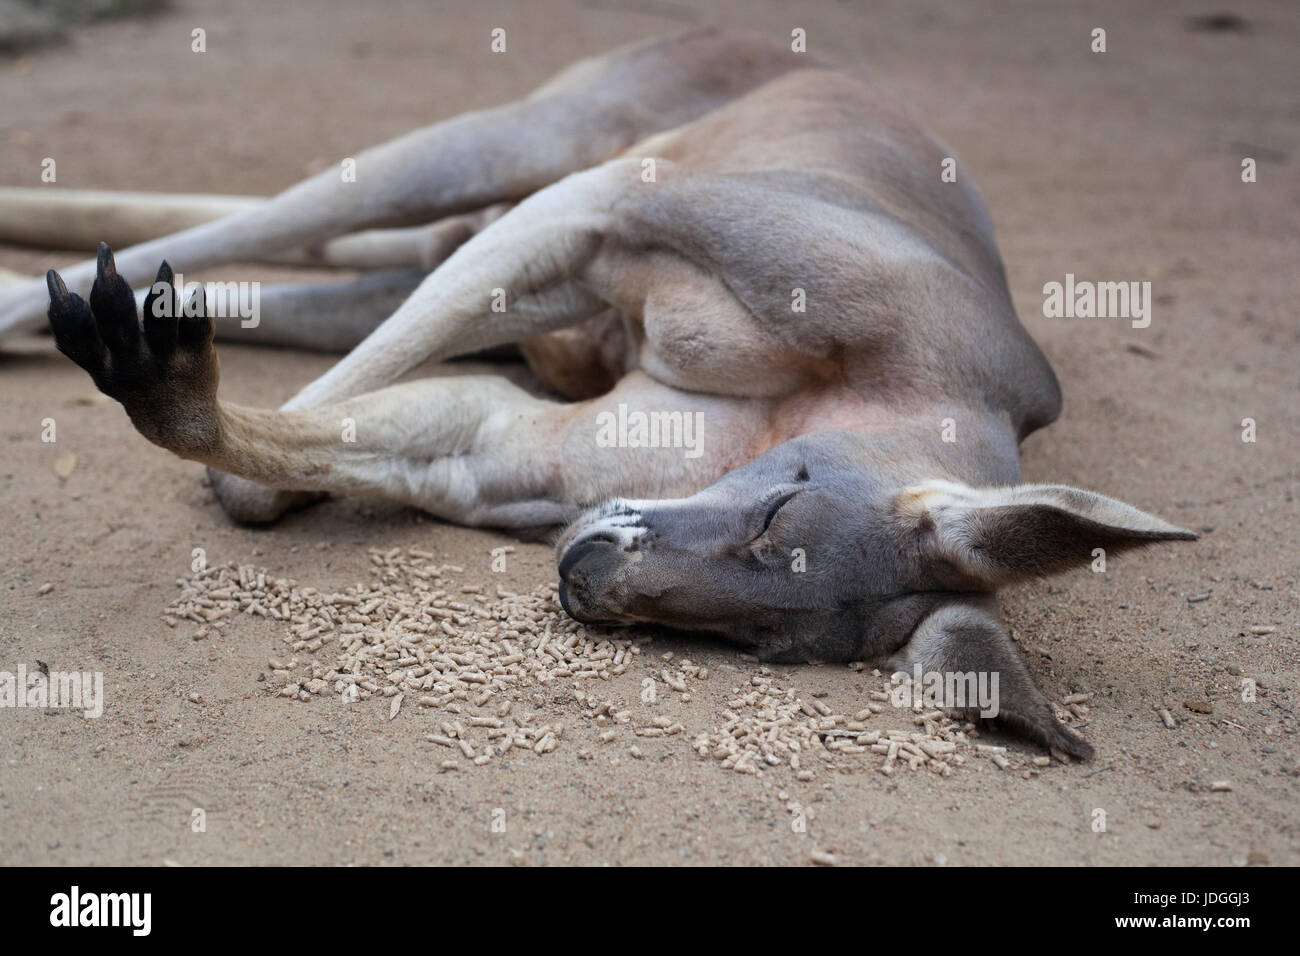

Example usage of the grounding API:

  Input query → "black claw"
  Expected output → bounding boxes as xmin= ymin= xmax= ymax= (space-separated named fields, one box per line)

xmin=142 ymin=260 xmax=178 ymax=355
xmin=46 ymin=269 xmax=105 ymax=375
xmin=89 ymin=242 xmax=139 ymax=353
xmin=96 ymin=241 xmax=116 ymax=280
xmin=177 ymin=285 xmax=212 ymax=348
xmin=46 ymin=269 xmax=67 ymax=299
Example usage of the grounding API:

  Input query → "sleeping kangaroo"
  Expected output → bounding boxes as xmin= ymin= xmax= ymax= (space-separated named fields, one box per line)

xmin=28 ymin=28 xmax=1196 ymax=757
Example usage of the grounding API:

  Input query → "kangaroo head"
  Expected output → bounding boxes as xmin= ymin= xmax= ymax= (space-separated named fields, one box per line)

xmin=556 ymin=430 xmax=1195 ymax=756
xmin=557 ymin=430 xmax=1195 ymax=645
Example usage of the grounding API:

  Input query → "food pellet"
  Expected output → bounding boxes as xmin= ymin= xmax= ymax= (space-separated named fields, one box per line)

xmin=163 ymin=550 xmax=1013 ymax=783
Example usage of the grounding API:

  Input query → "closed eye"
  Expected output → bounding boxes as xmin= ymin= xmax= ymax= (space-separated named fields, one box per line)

xmin=759 ymin=490 xmax=799 ymax=536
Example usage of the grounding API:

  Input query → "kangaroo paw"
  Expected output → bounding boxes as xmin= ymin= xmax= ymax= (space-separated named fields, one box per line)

xmin=889 ymin=598 xmax=1095 ymax=760
xmin=47 ymin=244 xmax=221 ymax=457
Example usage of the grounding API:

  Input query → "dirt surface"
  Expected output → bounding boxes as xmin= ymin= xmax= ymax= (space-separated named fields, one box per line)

xmin=1 ymin=0 xmax=1296 ymax=866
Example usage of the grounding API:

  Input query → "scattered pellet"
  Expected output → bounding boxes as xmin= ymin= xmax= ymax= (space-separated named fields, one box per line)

xmin=163 ymin=551 xmax=1005 ymax=783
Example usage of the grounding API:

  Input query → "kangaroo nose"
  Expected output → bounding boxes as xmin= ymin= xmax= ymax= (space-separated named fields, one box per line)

xmin=558 ymin=532 xmax=618 ymax=580
xmin=557 ymin=532 xmax=626 ymax=624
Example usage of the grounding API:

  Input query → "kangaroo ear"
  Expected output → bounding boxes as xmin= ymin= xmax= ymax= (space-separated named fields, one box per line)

xmin=895 ymin=479 xmax=1197 ymax=585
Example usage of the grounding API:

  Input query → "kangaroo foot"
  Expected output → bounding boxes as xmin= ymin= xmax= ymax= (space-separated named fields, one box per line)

xmin=47 ymin=244 xmax=221 ymax=457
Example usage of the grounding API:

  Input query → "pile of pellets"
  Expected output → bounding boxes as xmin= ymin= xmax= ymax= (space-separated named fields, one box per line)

xmin=163 ymin=547 xmax=646 ymax=769
xmin=691 ymin=667 xmax=1019 ymax=780
xmin=163 ymin=548 xmax=1057 ymax=778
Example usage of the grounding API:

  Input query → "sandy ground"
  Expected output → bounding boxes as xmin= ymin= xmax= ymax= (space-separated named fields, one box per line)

xmin=0 ymin=0 xmax=1296 ymax=866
